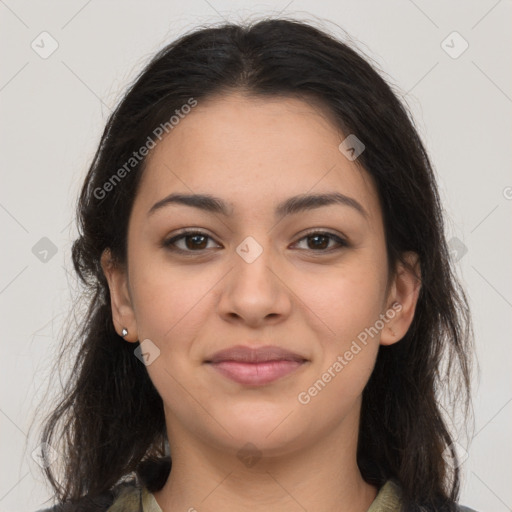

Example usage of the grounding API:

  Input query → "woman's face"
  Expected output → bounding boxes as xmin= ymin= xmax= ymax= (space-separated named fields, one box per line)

xmin=104 ymin=92 xmax=419 ymax=459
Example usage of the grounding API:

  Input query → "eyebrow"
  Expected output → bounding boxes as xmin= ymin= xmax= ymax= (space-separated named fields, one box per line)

xmin=148 ymin=192 xmax=368 ymax=219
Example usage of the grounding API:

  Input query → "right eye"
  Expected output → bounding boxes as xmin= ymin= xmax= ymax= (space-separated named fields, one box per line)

xmin=162 ymin=230 xmax=222 ymax=253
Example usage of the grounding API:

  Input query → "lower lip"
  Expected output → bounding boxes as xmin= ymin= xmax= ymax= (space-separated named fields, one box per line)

xmin=208 ymin=360 xmax=305 ymax=386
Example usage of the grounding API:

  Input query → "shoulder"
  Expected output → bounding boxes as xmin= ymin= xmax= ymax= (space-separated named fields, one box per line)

xmin=34 ymin=479 xmax=141 ymax=512
xmin=35 ymin=457 xmax=171 ymax=512
xmin=370 ymin=479 xmax=480 ymax=512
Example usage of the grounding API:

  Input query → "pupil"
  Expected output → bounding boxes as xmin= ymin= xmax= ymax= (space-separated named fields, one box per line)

xmin=187 ymin=235 xmax=206 ymax=250
xmin=310 ymin=235 xmax=328 ymax=249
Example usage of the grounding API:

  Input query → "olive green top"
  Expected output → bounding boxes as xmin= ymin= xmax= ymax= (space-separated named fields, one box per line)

xmin=106 ymin=479 xmax=403 ymax=512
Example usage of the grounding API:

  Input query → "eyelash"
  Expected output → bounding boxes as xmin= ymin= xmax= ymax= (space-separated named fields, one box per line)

xmin=162 ymin=229 xmax=348 ymax=255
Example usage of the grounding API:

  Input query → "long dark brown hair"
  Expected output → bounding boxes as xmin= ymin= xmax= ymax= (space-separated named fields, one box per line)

xmin=34 ymin=17 xmax=474 ymax=511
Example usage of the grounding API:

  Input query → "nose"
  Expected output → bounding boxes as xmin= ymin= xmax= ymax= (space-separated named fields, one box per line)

xmin=216 ymin=237 xmax=292 ymax=329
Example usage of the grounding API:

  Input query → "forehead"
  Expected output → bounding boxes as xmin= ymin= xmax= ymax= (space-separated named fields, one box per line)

xmin=134 ymin=92 xmax=381 ymax=223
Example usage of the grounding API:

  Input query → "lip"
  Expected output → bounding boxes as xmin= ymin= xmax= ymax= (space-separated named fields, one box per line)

xmin=206 ymin=345 xmax=307 ymax=364
xmin=205 ymin=345 xmax=308 ymax=386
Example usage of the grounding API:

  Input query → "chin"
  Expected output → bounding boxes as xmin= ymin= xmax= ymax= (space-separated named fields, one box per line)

xmin=206 ymin=401 xmax=314 ymax=455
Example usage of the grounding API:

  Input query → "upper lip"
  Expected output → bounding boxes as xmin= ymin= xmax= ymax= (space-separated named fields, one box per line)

xmin=206 ymin=345 xmax=308 ymax=364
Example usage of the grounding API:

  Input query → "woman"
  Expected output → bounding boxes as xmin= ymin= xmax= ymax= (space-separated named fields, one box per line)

xmin=36 ymin=17 xmax=477 ymax=512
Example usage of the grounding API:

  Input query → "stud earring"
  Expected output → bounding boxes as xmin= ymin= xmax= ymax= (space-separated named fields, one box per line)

xmin=121 ymin=328 xmax=128 ymax=337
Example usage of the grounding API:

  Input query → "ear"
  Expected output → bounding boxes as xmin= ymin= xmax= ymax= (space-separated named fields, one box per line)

xmin=380 ymin=251 xmax=422 ymax=346
xmin=100 ymin=249 xmax=139 ymax=343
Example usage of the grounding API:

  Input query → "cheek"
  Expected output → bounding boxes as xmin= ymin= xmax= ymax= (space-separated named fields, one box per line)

xmin=292 ymin=260 xmax=387 ymax=348
xmin=298 ymin=345 xmax=378 ymax=418
xmin=128 ymin=253 xmax=218 ymax=344
xmin=294 ymin=269 xmax=384 ymax=411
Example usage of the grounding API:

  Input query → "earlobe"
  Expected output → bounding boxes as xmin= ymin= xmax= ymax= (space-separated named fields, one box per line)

xmin=380 ymin=251 xmax=421 ymax=346
xmin=100 ymin=249 xmax=138 ymax=342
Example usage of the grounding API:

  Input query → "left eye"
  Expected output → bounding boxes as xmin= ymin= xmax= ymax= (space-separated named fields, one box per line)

xmin=293 ymin=231 xmax=348 ymax=251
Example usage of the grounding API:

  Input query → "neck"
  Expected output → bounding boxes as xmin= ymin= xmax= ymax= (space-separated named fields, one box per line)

xmin=152 ymin=414 xmax=377 ymax=512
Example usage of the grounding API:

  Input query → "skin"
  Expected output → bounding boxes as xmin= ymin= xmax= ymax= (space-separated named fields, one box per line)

xmin=102 ymin=92 xmax=421 ymax=512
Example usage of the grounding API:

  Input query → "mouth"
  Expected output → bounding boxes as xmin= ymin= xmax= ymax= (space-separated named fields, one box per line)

xmin=204 ymin=345 xmax=308 ymax=386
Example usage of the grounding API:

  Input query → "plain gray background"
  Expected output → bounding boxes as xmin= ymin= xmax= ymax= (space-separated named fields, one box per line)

xmin=1 ymin=1 xmax=511 ymax=511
